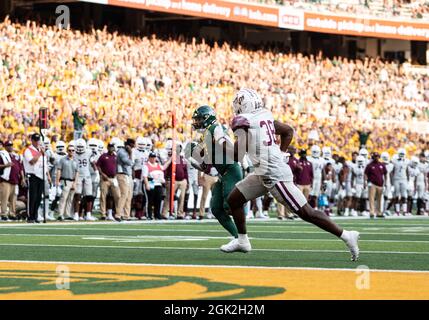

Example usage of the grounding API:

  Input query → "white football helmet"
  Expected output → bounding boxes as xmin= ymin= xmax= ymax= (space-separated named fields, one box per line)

xmin=110 ymin=137 xmax=123 ymax=151
xmin=136 ymin=136 xmax=146 ymax=151
xmin=424 ymin=150 xmax=429 ymax=161
xmin=165 ymin=139 xmax=173 ymax=152
xmin=311 ymin=145 xmax=321 ymax=158
xmin=56 ymin=140 xmax=66 ymax=154
xmin=97 ymin=139 xmax=104 ymax=153
xmin=322 ymin=146 xmax=332 ymax=159
xmin=397 ymin=148 xmax=406 ymax=160
xmin=356 ymin=155 xmax=365 ymax=166
xmin=410 ymin=156 xmax=419 ymax=167
xmin=68 ymin=140 xmax=75 ymax=149
xmin=144 ymin=137 xmax=153 ymax=151
xmin=232 ymin=88 xmax=263 ymax=115
xmin=380 ymin=152 xmax=390 ymax=163
xmin=43 ymin=138 xmax=51 ymax=150
xmin=75 ymin=139 xmax=86 ymax=154
xmin=359 ymin=148 xmax=369 ymax=159
xmin=88 ymin=138 xmax=98 ymax=152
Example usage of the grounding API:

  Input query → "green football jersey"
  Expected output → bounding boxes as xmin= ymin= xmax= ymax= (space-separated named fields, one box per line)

xmin=201 ymin=123 xmax=236 ymax=176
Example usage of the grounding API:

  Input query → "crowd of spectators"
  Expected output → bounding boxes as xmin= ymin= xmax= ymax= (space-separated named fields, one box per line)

xmin=242 ymin=0 xmax=429 ymax=20
xmin=1 ymin=18 xmax=429 ymax=160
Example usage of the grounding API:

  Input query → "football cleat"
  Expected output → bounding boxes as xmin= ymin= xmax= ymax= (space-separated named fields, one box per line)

xmin=343 ymin=231 xmax=360 ymax=261
xmin=220 ymin=238 xmax=252 ymax=253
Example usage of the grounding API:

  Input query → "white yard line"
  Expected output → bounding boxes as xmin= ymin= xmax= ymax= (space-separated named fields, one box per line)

xmin=0 ymin=243 xmax=428 ymax=255
xmin=1 ymin=233 xmax=429 ymax=244
xmin=1 ymin=259 xmax=428 ymax=273
xmin=0 ymin=227 xmax=428 ymax=236
xmin=0 ymin=215 xmax=427 ymax=228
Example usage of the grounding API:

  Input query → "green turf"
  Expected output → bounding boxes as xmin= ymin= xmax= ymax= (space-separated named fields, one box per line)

xmin=0 ymin=218 xmax=428 ymax=270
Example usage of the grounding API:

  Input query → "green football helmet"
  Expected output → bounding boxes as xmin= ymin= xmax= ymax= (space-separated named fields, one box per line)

xmin=192 ymin=105 xmax=217 ymax=131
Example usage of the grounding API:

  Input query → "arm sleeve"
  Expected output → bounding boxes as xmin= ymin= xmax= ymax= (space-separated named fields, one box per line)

xmin=142 ymin=165 xmax=149 ymax=178
xmin=23 ymin=149 xmax=33 ymax=162
xmin=118 ymin=150 xmax=133 ymax=166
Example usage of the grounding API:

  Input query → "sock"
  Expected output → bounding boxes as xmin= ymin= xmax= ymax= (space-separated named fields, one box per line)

xmin=212 ymin=208 xmax=239 ymax=238
xmin=345 ymin=208 xmax=350 ymax=214
xmin=86 ymin=212 xmax=91 ymax=217
xmin=340 ymin=230 xmax=350 ymax=242
xmin=107 ymin=209 xmax=113 ymax=216
xmin=402 ymin=203 xmax=407 ymax=213
xmin=395 ymin=203 xmax=400 ymax=212
xmin=238 ymin=234 xmax=249 ymax=243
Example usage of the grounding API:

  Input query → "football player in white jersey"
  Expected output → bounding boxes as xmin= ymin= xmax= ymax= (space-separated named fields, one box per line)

xmin=223 ymin=88 xmax=360 ymax=261
xmin=380 ymin=152 xmax=394 ymax=215
xmin=132 ymin=137 xmax=150 ymax=219
xmin=307 ymin=145 xmax=325 ymax=209
xmin=322 ymin=147 xmax=335 ymax=203
xmin=358 ymin=148 xmax=370 ymax=214
xmin=344 ymin=152 xmax=358 ymax=216
xmin=50 ymin=140 xmax=67 ymax=215
xmin=351 ymin=156 xmax=367 ymax=216
xmin=407 ymin=156 xmax=420 ymax=215
xmin=392 ymin=148 xmax=409 ymax=215
xmin=87 ymin=138 xmax=101 ymax=218
xmin=416 ymin=152 xmax=428 ymax=215
xmin=73 ymin=139 xmax=96 ymax=221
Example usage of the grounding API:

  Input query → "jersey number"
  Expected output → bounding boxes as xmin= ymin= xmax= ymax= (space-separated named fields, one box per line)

xmin=79 ymin=159 xmax=88 ymax=168
xmin=260 ymin=120 xmax=276 ymax=146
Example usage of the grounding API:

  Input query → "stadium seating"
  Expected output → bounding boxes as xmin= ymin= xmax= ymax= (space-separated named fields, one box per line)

xmin=0 ymin=18 xmax=428 ymax=158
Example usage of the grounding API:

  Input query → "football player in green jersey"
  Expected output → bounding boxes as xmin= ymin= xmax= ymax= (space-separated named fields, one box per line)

xmin=184 ymin=105 xmax=243 ymax=240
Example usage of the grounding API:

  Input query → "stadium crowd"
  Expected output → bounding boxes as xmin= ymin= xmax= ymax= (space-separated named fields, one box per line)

xmin=0 ymin=18 xmax=428 ymax=222
xmin=243 ymin=0 xmax=429 ymax=19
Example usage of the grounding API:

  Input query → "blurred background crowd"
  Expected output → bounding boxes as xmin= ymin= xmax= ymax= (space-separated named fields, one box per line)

xmin=1 ymin=18 xmax=428 ymax=160
xmin=243 ymin=0 xmax=429 ymax=19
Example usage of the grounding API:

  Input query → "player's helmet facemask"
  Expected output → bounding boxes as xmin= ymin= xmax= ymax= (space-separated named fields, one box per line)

xmin=192 ymin=105 xmax=217 ymax=133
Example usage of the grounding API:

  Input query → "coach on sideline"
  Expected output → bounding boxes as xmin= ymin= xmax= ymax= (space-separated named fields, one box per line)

xmin=23 ymin=133 xmax=51 ymax=223
xmin=365 ymin=152 xmax=387 ymax=218
xmin=56 ymin=145 xmax=78 ymax=220
xmin=97 ymin=142 xmax=121 ymax=221
xmin=117 ymin=139 xmax=135 ymax=221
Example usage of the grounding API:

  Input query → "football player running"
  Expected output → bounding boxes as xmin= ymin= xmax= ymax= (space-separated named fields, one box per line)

xmin=185 ymin=105 xmax=242 ymax=239
xmin=223 ymin=88 xmax=360 ymax=261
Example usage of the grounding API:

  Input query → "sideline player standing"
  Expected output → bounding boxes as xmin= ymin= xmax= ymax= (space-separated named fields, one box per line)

xmin=222 ymin=88 xmax=360 ymax=261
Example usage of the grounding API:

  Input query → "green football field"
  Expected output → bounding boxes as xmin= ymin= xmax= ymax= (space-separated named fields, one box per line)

xmin=0 ymin=217 xmax=428 ymax=299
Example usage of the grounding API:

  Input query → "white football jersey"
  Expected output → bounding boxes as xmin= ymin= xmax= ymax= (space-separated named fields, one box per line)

xmin=346 ymin=160 xmax=356 ymax=183
xmin=238 ymin=109 xmax=293 ymax=185
xmin=392 ymin=158 xmax=409 ymax=181
xmin=384 ymin=162 xmax=394 ymax=186
xmin=89 ymin=151 xmax=100 ymax=177
xmin=74 ymin=151 xmax=92 ymax=177
xmin=408 ymin=165 xmax=419 ymax=184
xmin=308 ymin=156 xmax=325 ymax=179
xmin=133 ymin=149 xmax=149 ymax=171
xmin=352 ymin=163 xmax=366 ymax=185
xmin=417 ymin=162 xmax=428 ymax=185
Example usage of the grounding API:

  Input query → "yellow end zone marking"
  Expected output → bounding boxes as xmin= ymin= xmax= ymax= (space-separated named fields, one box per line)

xmin=0 ymin=261 xmax=428 ymax=300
